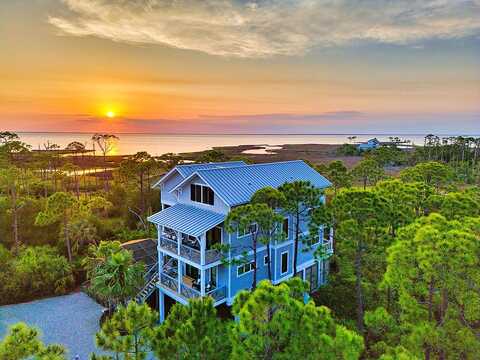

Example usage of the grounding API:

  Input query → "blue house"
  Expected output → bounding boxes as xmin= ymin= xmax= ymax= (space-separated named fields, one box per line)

xmin=148 ymin=160 xmax=333 ymax=321
xmin=357 ymin=138 xmax=380 ymax=151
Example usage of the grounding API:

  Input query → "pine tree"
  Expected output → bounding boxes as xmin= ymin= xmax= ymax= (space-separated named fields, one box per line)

xmin=230 ymin=278 xmax=364 ymax=359
xmin=95 ymin=302 xmax=157 ymax=360
xmin=0 ymin=323 xmax=66 ymax=360
xmin=151 ymin=298 xmax=230 ymax=360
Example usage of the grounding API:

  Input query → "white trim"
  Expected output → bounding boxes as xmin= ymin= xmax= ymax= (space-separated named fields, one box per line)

xmin=272 ymin=240 xmax=294 ymax=249
xmin=280 ymin=251 xmax=289 ymax=275
xmin=152 ymin=168 xmax=180 ymax=189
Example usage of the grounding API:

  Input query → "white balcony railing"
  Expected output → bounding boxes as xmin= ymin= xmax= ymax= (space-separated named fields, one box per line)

xmin=159 ymin=236 xmax=222 ymax=265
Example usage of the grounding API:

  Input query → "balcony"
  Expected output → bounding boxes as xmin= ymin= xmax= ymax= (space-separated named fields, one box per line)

xmin=159 ymin=273 xmax=227 ymax=304
xmin=323 ymin=238 xmax=333 ymax=255
xmin=159 ymin=235 xmax=222 ymax=265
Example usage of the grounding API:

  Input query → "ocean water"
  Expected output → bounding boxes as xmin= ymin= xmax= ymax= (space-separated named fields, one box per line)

xmin=16 ymin=132 xmax=443 ymax=156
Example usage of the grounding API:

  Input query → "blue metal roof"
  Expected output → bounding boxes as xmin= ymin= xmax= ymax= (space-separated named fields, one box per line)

xmin=175 ymin=161 xmax=246 ymax=178
xmin=147 ymin=203 xmax=225 ymax=237
xmin=176 ymin=160 xmax=331 ymax=206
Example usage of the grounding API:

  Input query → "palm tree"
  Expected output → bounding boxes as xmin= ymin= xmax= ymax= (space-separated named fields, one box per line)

xmin=85 ymin=241 xmax=144 ymax=308
xmin=90 ymin=250 xmax=144 ymax=308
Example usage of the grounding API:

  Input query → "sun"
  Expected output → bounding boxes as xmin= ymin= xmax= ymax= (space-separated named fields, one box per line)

xmin=106 ymin=110 xmax=115 ymax=118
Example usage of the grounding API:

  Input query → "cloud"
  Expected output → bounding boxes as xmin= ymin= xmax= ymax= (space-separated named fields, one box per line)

xmin=48 ymin=0 xmax=480 ymax=58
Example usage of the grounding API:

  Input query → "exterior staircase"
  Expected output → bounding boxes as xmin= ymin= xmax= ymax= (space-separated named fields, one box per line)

xmin=135 ymin=262 xmax=159 ymax=303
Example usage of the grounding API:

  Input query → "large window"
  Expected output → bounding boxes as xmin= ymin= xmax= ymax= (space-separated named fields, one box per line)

xmin=190 ymin=184 xmax=214 ymax=205
xmin=281 ymin=251 xmax=289 ymax=275
xmin=237 ymin=262 xmax=255 ymax=277
xmin=206 ymin=226 xmax=222 ymax=249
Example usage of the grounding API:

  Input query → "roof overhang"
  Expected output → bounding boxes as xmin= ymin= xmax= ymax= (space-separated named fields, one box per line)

xmin=147 ymin=203 xmax=225 ymax=237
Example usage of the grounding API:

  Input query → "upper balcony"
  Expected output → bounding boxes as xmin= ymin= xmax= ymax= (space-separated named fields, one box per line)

xmin=148 ymin=203 xmax=226 ymax=266
xmin=159 ymin=230 xmax=222 ymax=265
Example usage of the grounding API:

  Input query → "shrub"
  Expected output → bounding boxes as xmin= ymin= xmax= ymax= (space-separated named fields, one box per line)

xmin=0 ymin=246 xmax=74 ymax=305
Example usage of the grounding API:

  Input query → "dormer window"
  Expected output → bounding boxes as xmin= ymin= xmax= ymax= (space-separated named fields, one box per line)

xmin=190 ymin=184 xmax=214 ymax=205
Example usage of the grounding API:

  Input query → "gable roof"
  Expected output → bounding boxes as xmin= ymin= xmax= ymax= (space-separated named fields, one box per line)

xmin=152 ymin=161 xmax=246 ymax=188
xmin=172 ymin=160 xmax=331 ymax=206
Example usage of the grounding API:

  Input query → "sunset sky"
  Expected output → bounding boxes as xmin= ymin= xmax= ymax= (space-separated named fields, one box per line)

xmin=0 ymin=0 xmax=479 ymax=134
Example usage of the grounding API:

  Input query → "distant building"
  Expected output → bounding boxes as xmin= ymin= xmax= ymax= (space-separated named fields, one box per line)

xmin=357 ymin=138 xmax=381 ymax=151
xmin=147 ymin=160 xmax=333 ymax=322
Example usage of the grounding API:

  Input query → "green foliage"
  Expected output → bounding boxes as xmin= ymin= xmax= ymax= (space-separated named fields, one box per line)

xmin=329 ymin=188 xmax=390 ymax=332
xmin=35 ymin=192 xmax=112 ymax=261
xmin=382 ymin=214 xmax=480 ymax=359
xmin=152 ymin=298 xmax=230 ymax=360
xmin=278 ymin=181 xmax=323 ymax=274
xmin=351 ymin=159 xmax=385 ymax=189
xmin=426 ymin=188 xmax=480 ymax=219
xmin=86 ymin=241 xmax=144 ymax=307
xmin=0 ymin=322 xmax=66 ymax=360
xmin=0 ymin=246 xmax=74 ymax=305
xmin=399 ymin=161 xmax=453 ymax=191
xmin=225 ymin=203 xmax=283 ymax=286
xmin=337 ymin=143 xmax=360 ymax=156
xmin=373 ymin=180 xmax=417 ymax=236
xmin=231 ymin=278 xmax=364 ymax=359
xmin=95 ymin=302 xmax=157 ymax=360
xmin=368 ymin=146 xmax=407 ymax=167
xmin=316 ymin=161 xmax=352 ymax=194
xmin=197 ymin=149 xmax=228 ymax=163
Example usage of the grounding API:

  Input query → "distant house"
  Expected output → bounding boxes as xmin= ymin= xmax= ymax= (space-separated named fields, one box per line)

xmin=357 ymin=138 xmax=380 ymax=151
xmin=147 ymin=160 xmax=333 ymax=322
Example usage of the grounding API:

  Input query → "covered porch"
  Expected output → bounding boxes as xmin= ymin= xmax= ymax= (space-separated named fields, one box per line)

xmin=148 ymin=203 xmax=225 ymax=265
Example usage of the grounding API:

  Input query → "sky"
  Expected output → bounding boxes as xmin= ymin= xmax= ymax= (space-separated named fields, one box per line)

xmin=0 ymin=0 xmax=479 ymax=134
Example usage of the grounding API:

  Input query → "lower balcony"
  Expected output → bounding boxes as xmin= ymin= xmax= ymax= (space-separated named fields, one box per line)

xmin=159 ymin=272 xmax=227 ymax=303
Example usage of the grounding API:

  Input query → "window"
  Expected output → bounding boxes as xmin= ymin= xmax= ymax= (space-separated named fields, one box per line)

xmin=206 ymin=227 xmax=222 ymax=249
xmin=237 ymin=262 xmax=255 ymax=276
xmin=282 ymin=218 xmax=289 ymax=238
xmin=264 ymin=254 xmax=269 ymax=266
xmin=238 ymin=223 xmax=258 ymax=237
xmin=209 ymin=267 xmax=217 ymax=288
xmin=281 ymin=252 xmax=289 ymax=274
xmin=203 ymin=186 xmax=214 ymax=205
xmin=190 ymin=184 xmax=215 ymax=205
xmin=185 ymin=264 xmax=199 ymax=280
xmin=305 ymin=262 xmax=319 ymax=292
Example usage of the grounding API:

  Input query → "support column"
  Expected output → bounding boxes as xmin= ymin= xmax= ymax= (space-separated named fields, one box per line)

xmin=177 ymin=260 xmax=183 ymax=295
xmin=200 ymin=268 xmax=206 ymax=296
xmin=200 ymin=234 xmax=206 ymax=266
xmin=177 ymin=231 xmax=181 ymax=255
xmin=159 ymin=291 xmax=165 ymax=323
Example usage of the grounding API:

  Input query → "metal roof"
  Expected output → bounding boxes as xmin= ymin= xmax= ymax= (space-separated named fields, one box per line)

xmin=172 ymin=160 xmax=332 ymax=206
xmin=147 ymin=203 xmax=225 ymax=237
xmin=152 ymin=161 xmax=246 ymax=188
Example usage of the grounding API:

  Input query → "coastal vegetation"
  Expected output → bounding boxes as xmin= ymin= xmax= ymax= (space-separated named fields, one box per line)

xmin=1 ymin=131 xmax=480 ymax=359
